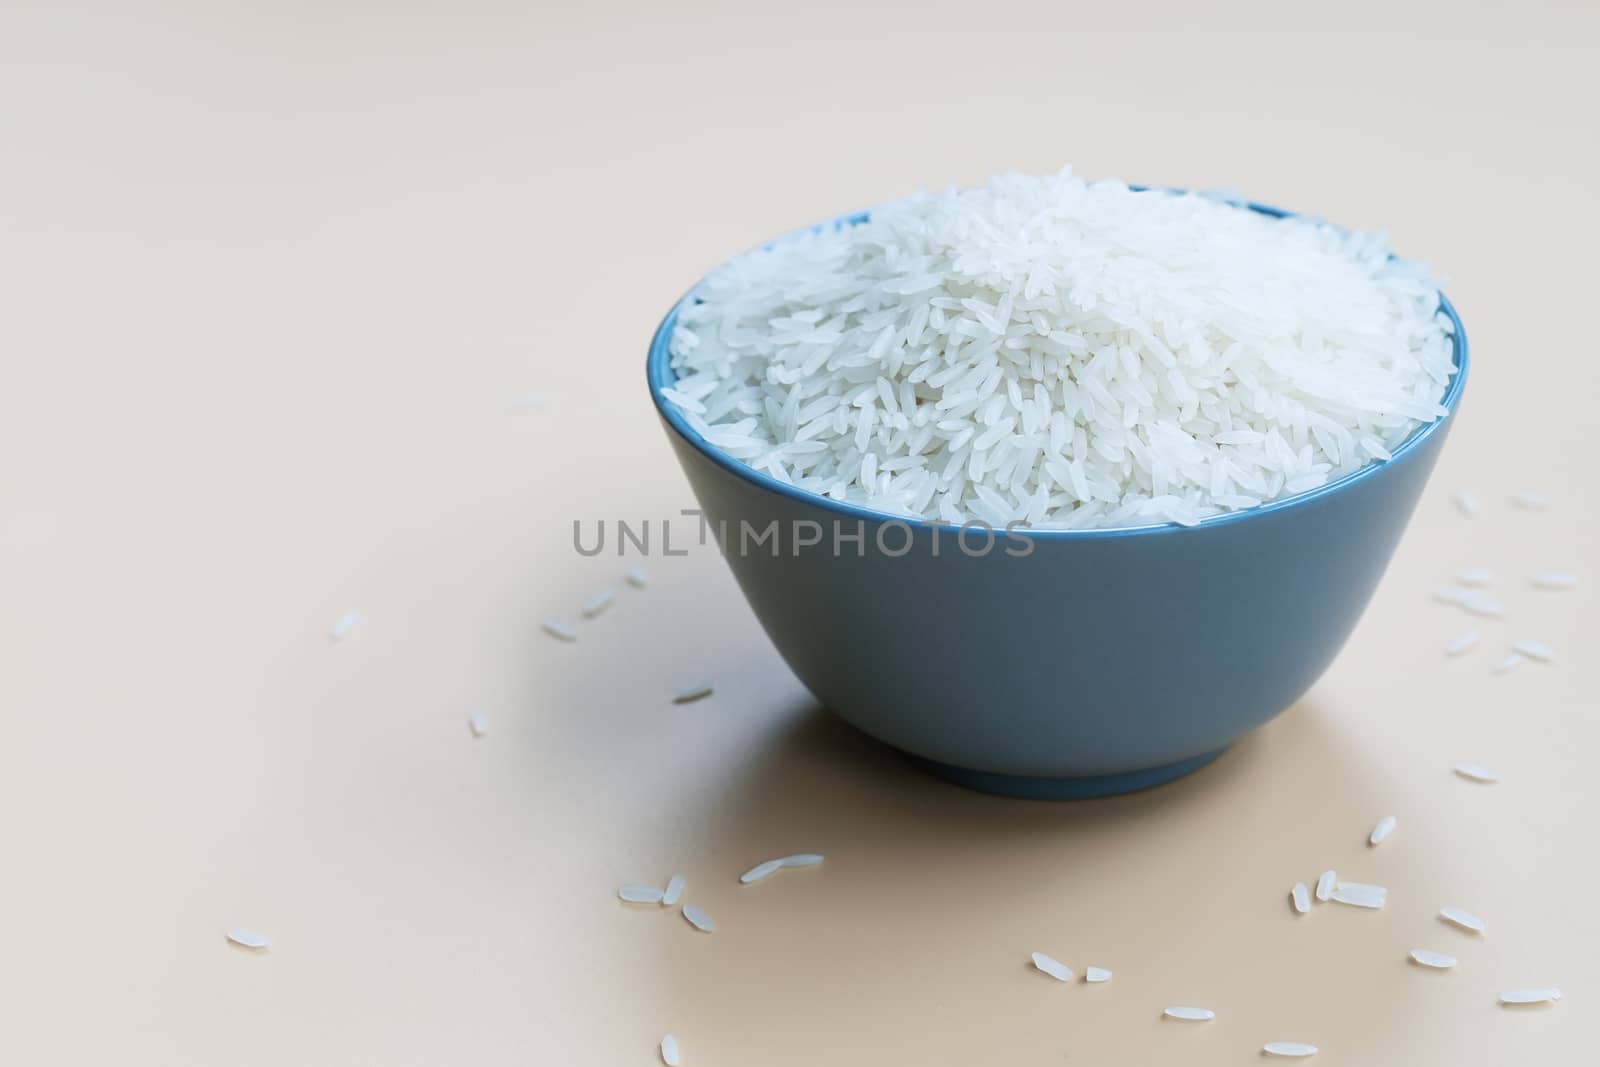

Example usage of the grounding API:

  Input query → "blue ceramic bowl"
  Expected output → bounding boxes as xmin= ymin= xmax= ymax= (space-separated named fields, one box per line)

xmin=647 ymin=200 xmax=1467 ymax=798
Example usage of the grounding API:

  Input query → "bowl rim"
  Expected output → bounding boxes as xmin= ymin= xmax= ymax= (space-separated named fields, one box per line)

xmin=646 ymin=195 xmax=1468 ymax=540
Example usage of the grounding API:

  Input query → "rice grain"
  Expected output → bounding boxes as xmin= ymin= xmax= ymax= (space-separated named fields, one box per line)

xmin=1440 ymin=907 xmax=1485 ymax=934
xmin=1264 ymin=1042 xmax=1319 ymax=1057
xmin=1164 ymin=1006 xmax=1215 ymax=1021
xmin=1031 ymin=952 xmax=1073 ymax=982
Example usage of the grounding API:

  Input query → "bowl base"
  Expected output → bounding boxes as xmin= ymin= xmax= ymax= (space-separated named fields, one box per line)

xmin=906 ymin=747 xmax=1228 ymax=800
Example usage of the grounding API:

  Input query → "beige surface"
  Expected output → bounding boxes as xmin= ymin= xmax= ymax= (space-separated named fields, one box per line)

xmin=2 ymin=2 xmax=1598 ymax=1063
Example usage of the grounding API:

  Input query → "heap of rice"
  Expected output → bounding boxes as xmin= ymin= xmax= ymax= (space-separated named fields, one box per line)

xmin=663 ymin=169 xmax=1456 ymax=529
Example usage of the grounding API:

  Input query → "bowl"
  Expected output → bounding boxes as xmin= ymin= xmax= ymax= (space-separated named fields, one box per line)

xmin=646 ymin=200 xmax=1468 ymax=799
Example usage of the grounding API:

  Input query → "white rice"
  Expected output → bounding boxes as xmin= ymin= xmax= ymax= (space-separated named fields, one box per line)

xmin=1500 ymin=988 xmax=1561 ymax=1005
xmin=1511 ymin=491 xmax=1550 ymax=511
xmin=1031 ymin=952 xmax=1073 ymax=982
xmin=1458 ymin=593 xmax=1505 ymax=619
xmin=331 ymin=610 xmax=361 ymax=641
xmin=666 ymin=170 xmax=1455 ymax=529
xmin=740 ymin=859 xmax=785 ymax=885
xmin=1085 ymin=966 xmax=1112 ymax=983
xmin=542 ymin=618 xmax=578 ymax=642
xmin=581 ymin=590 xmax=615 ymax=618
xmin=1369 ymin=815 xmax=1397 ymax=846
xmin=467 ymin=713 xmax=488 ymax=738
xmin=1512 ymin=639 xmax=1557 ymax=662
xmin=1291 ymin=882 xmax=1310 ymax=914
xmin=618 ymin=884 xmax=665 ymax=904
xmin=1445 ymin=631 xmax=1480 ymax=656
xmin=1315 ymin=870 xmax=1337 ymax=902
xmin=1456 ymin=568 xmax=1492 ymax=586
xmin=1453 ymin=490 xmax=1479 ymax=516
xmin=226 ymin=928 xmax=271 ymax=949
xmin=662 ymin=874 xmax=685 ymax=907
xmin=681 ymin=904 xmax=715 ymax=933
xmin=1330 ymin=882 xmax=1387 ymax=909
xmin=1409 ymin=949 xmax=1457 ymax=969
xmin=625 ymin=565 xmax=651 ymax=589
xmin=1530 ymin=572 xmax=1577 ymax=590
xmin=660 ymin=1033 xmax=681 ymax=1066
xmin=1263 ymin=1042 xmax=1318 ymax=1057
xmin=672 ymin=683 xmax=714 ymax=704
xmin=1454 ymin=762 xmax=1501 ymax=783
xmin=778 ymin=853 xmax=824 ymax=868
xmin=1440 ymin=907 xmax=1485 ymax=934
xmin=1492 ymin=653 xmax=1524 ymax=675
xmin=1163 ymin=1006 xmax=1215 ymax=1021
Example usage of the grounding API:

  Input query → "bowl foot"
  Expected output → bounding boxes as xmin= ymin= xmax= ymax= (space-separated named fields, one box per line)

xmin=906 ymin=747 xmax=1228 ymax=799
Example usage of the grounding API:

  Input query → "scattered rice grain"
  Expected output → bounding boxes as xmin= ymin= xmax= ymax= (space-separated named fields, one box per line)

xmin=673 ymin=683 xmax=714 ymax=704
xmin=227 ymin=928 xmax=271 ymax=950
xmin=618 ymin=884 xmax=665 ymax=904
xmin=1164 ymin=1006 xmax=1215 ymax=1021
xmin=1453 ymin=491 xmax=1479 ymax=516
xmin=1454 ymin=762 xmax=1501 ymax=783
xmin=1315 ymin=870 xmax=1336 ymax=902
xmin=1085 ymin=966 xmax=1112 ymax=983
xmin=1291 ymin=882 xmax=1310 ymax=914
xmin=331 ymin=610 xmax=361 ymax=641
xmin=660 ymin=1033 xmax=681 ymax=1066
xmin=542 ymin=618 xmax=578 ymax=642
xmin=1445 ymin=631 xmax=1480 ymax=656
xmin=1530 ymin=572 xmax=1577 ymax=590
xmin=1440 ymin=907 xmax=1485 ymax=934
xmin=1369 ymin=815 xmax=1397 ymax=846
xmin=740 ymin=859 xmax=784 ymax=885
xmin=467 ymin=713 xmax=487 ymax=738
xmin=778 ymin=853 xmax=824 ymax=868
xmin=1264 ymin=1042 xmax=1319 ymax=1057
xmin=1330 ymin=882 xmax=1387 ymax=909
xmin=1511 ymin=492 xmax=1550 ymax=511
xmin=1410 ymin=949 xmax=1457 ymax=969
xmin=1511 ymin=639 xmax=1556 ymax=662
xmin=682 ymin=904 xmax=715 ymax=932
xmin=1031 ymin=952 xmax=1073 ymax=982
xmin=581 ymin=590 xmax=615 ymax=618
xmin=1456 ymin=569 xmax=1492 ymax=587
xmin=1500 ymin=988 xmax=1561 ymax=1005
xmin=625 ymin=566 xmax=651 ymax=589
xmin=662 ymin=874 xmax=685 ymax=907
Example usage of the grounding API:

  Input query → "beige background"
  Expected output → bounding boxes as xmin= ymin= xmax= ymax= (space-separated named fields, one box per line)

xmin=2 ymin=1 xmax=1597 ymax=1063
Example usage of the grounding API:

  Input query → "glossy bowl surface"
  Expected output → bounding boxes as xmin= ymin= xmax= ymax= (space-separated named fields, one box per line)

xmin=647 ymin=200 xmax=1467 ymax=798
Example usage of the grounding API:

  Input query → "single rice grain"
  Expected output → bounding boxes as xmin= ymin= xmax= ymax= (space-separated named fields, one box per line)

xmin=1410 ymin=949 xmax=1457 ymax=969
xmin=227 ymin=928 xmax=271 ymax=950
xmin=1264 ymin=1042 xmax=1319 ymax=1057
xmin=542 ymin=618 xmax=578 ymax=642
xmin=1164 ymin=1006 xmax=1215 ymax=1021
xmin=331 ymin=610 xmax=361 ymax=641
xmin=1031 ymin=952 xmax=1073 ymax=982
xmin=1440 ymin=907 xmax=1485 ymax=934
